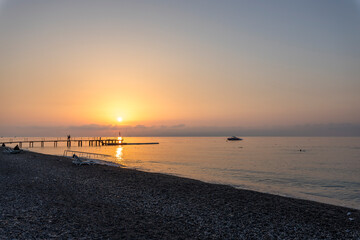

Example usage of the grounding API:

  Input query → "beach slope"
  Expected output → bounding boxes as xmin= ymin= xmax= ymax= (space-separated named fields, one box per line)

xmin=0 ymin=150 xmax=359 ymax=239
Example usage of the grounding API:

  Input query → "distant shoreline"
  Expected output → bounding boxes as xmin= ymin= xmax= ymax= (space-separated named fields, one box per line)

xmin=0 ymin=149 xmax=359 ymax=238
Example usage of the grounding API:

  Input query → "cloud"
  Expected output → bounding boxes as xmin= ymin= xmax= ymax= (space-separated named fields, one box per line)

xmin=171 ymin=124 xmax=186 ymax=128
xmin=65 ymin=123 xmax=360 ymax=137
xmin=0 ymin=123 xmax=359 ymax=137
xmin=67 ymin=124 xmax=113 ymax=130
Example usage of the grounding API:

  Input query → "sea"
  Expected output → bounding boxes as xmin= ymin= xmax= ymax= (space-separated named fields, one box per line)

xmin=1 ymin=136 xmax=359 ymax=210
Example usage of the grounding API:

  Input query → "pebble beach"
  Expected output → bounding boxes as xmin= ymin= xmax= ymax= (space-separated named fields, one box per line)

xmin=1 ymin=149 xmax=359 ymax=239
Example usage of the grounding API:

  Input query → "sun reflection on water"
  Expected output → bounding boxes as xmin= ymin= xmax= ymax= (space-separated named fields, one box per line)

xmin=116 ymin=146 xmax=123 ymax=161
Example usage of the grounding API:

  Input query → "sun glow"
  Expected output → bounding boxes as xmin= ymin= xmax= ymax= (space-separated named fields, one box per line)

xmin=117 ymin=117 xmax=123 ymax=122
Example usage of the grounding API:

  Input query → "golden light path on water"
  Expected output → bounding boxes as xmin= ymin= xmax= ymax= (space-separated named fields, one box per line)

xmin=116 ymin=146 xmax=123 ymax=162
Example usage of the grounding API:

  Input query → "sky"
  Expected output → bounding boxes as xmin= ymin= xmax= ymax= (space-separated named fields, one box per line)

xmin=0 ymin=0 xmax=359 ymax=136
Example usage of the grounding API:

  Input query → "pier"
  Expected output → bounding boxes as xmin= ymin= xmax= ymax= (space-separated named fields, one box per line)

xmin=0 ymin=137 xmax=159 ymax=148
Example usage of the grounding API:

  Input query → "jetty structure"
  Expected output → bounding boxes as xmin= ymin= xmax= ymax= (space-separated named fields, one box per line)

xmin=0 ymin=137 xmax=159 ymax=148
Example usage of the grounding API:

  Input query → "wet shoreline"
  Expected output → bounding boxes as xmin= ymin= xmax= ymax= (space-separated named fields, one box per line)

xmin=0 ymin=150 xmax=359 ymax=239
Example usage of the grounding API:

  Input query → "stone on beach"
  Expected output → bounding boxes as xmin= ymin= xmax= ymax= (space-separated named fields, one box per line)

xmin=0 ymin=150 xmax=359 ymax=239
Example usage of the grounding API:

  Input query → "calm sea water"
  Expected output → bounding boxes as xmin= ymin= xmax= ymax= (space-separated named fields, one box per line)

xmin=2 ymin=137 xmax=360 ymax=209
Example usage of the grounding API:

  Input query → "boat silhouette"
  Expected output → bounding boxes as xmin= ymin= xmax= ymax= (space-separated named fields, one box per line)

xmin=227 ymin=136 xmax=242 ymax=141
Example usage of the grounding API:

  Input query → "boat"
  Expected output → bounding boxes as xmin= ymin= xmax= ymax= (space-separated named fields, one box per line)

xmin=227 ymin=136 xmax=242 ymax=141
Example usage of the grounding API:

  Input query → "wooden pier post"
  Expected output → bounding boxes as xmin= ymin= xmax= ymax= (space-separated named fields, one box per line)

xmin=54 ymin=141 xmax=57 ymax=147
xmin=41 ymin=141 xmax=44 ymax=147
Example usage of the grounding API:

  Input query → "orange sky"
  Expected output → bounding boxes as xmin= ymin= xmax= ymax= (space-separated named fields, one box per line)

xmin=0 ymin=1 xmax=359 ymax=136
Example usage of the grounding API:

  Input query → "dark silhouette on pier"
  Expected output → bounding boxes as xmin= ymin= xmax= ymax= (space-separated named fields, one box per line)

xmin=0 ymin=137 xmax=159 ymax=148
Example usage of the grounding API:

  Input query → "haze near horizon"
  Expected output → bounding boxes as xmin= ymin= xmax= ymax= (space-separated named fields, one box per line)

xmin=0 ymin=0 xmax=359 ymax=136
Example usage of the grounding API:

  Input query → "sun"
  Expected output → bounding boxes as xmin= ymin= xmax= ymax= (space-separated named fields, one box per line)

xmin=117 ymin=117 xmax=123 ymax=122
